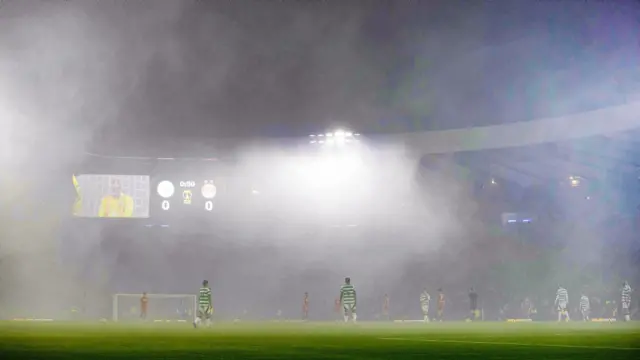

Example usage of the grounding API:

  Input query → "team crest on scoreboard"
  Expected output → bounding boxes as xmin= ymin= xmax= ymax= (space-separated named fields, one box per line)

xmin=182 ymin=190 xmax=192 ymax=204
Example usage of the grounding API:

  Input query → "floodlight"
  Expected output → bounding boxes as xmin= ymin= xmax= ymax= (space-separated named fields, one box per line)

xmin=310 ymin=130 xmax=360 ymax=146
xmin=157 ymin=181 xmax=175 ymax=198
xmin=569 ymin=176 xmax=581 ymax=187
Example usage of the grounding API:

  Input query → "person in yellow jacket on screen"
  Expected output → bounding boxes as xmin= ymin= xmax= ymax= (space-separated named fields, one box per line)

xmin=98 ymin=178 xmax=134 ymax=217
xmin=72 ymin=174 xmax=83 ymax=216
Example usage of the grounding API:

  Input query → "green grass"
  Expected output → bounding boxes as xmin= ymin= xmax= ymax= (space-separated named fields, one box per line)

xmin=0 ymin=321 xmax=639 ymax=359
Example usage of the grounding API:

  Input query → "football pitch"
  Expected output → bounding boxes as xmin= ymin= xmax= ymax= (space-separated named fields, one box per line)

xmin=1 ymin=321 xmax=639 ymax=359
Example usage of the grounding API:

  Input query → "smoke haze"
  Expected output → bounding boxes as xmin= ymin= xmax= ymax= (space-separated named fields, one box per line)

xmin=0 ymin=0 xmax=638 ymax=320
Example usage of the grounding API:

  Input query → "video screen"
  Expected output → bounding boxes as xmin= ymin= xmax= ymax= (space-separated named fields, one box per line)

xmin=72 ymin=174 xmax=151 ymax=218
xmin=151 ymin=177 xmax=218 ymax=216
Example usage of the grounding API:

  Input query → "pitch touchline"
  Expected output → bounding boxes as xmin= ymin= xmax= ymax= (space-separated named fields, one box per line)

xmin=378 ymin=338 xmax=639 ymax=351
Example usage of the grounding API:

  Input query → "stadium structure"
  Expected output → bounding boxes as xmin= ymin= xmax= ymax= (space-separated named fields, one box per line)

xmin=3 ymin=70 xmax=640 ymax=360
xmin=2 ymin=3 xmax=640 ymax=358
xmin=38 ymin=98 xmax=638 ymax=324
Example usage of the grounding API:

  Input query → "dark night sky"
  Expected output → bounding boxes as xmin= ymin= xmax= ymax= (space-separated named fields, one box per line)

xmin=1 ymin=0 xmax=639 ymax=151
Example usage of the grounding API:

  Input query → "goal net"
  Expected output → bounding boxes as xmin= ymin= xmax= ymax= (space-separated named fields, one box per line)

xmin=112 ymin=293 xmax=196 ymax=323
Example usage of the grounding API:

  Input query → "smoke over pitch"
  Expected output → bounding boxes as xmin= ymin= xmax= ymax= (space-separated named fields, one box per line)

xmin=0 ymin=0 xmax=445 ymax=318
xmin=0 ymin=0 xmax=193 ymax=315
xmin=0 ymin=0 xmax=139 ymax=315
xmin=192 ymin=142 xmax=476 ymax=317
xmin=1 ymin=0 xmax=633 ymax=320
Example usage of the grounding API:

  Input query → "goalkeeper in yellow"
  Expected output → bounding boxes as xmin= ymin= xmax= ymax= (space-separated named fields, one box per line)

xmin=98 ymin=178 xmax=134 ymax=217
xmin=194 ymin=280 xmax=213 ymax=328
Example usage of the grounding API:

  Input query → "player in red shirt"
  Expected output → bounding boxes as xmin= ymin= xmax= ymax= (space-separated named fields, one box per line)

xmin=382 ymin=294 xmax=390 ymax=320
xmin=140 ymin=292 xmax=148 ymax=320
xmin=334 ymin=298 xmax=341 ymax=320
xmin=302 ymin=292 xmax=309 ymax=320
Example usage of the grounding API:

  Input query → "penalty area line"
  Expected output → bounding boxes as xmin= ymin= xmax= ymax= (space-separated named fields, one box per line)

xmin=378 ymin=338 xmax=640 ymax=351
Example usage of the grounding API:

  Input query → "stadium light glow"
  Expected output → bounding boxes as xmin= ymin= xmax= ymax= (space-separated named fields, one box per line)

xmin=157 ymin=180 xmax=175 ymax=198
xmin=309 ymin=130 xmax=360 ymax=145
xmin=569 ymin=176 xmax=581 ymax=187
xmin=291 ymin=152 xmax=364 ymax=190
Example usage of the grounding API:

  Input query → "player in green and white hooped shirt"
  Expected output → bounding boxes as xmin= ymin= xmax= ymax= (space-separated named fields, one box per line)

xmin=340 ymin=277 xmax=357 ymax=323
xmin=420 ymin=288 xmax=431 ymax=322
xmin=621 ymin=281 xmax=632 ymax=322
xmin=555 ymin=285 xmax=570 ymax=322
xmin=194 ymin=280 xmax=212 ymax=328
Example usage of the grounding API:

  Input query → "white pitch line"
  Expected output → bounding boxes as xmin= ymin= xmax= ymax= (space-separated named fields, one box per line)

xmin=378 ymin=338 xmax=640 ymax=351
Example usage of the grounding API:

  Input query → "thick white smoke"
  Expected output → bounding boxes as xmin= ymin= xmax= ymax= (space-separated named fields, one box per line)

xmin=1 ymin=0 xmax=637 ymax=321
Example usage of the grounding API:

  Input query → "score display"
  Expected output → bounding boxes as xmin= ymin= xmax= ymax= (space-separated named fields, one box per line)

xmin=154 ymin=179 xmax=217 ymax=214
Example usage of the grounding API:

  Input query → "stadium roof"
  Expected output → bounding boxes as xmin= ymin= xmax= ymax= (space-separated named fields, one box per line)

xmin=402 ymin=100 xmax=640 ymax=187
xmin=400 ymin=100 xmax=640 ymax=153
xmin=450 ymin=132 xmax=640 ymax=188
xmin=85 ymin=100 xmax=640 ymax=189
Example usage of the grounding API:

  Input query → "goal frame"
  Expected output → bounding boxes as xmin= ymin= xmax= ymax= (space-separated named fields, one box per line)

xmin=112 ymin=293 xmax=197 ymax=322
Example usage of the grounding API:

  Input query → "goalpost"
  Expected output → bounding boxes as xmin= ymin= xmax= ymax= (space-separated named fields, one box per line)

xmin=112 ymin=293 xmax=197 ymax=323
